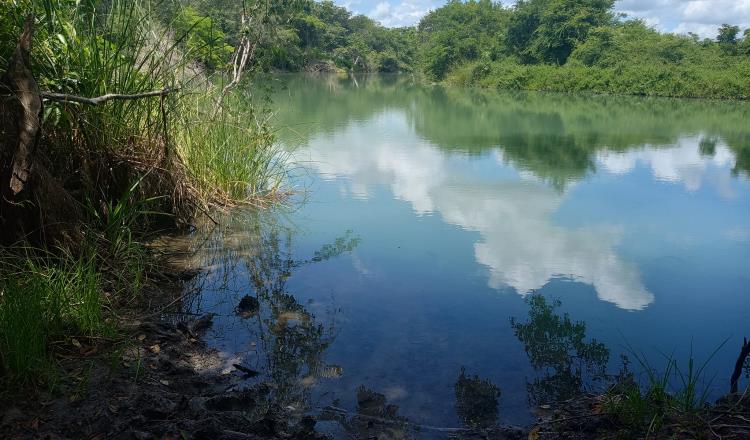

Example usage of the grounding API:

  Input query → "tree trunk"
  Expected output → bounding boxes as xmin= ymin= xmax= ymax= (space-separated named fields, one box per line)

xmin=1 ymin=17 xmax=81 ymax=248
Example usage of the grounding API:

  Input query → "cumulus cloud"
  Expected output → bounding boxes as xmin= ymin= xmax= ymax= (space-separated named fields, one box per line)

xmin=618 ymin=0 xmax=750 ymax=37
xmin=335 ymin=0 xmax=750 ymax=37
xmin=366 ymin=0 xmax=443 ymax=27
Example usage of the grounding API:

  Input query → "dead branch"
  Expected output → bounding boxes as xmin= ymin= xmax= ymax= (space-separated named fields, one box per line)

xmin=731 ymin=337 xmax=750 ymax=394
xmin=212 ymin=2 xmax=257 ymax=116
xmin=40 ymin=87 xmax=178 ymax=106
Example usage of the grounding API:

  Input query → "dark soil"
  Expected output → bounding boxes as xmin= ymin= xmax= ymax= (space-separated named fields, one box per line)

xmin=0 ymin=302 xmax=328 ymax=440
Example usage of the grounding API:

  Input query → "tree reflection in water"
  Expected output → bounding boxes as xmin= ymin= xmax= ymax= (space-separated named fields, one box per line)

xmin=454 ymin=368 xmax=501 ymax=429
xmin=247 ymin=224 xmax=360 ymax=410
xmin=184 ymin=211 xmax=359 ymax=413
xmin=320 ymin=386 xmax=412 ymax=440
xmin=321 ymin=370 xmax=503 ymax=439
xmin=510 ymin=294 xmax=610 ymax=406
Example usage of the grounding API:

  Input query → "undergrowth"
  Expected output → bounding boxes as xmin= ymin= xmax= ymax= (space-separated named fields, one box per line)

xmin=0 ymin=0 xmax=289 ymax=386
xmin=603 ymin=340 xmax=729 ymax=436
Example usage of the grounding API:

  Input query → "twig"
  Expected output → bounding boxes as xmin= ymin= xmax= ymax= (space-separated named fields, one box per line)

xmin=40 ymin=87 xmax=178 ymax=105
xmin=731 ymin=337 xmax=750 ymax=394
xmin=535 ymin=412 xmax=610 ymax=425
xmin=711 ymin=386 xmax=750 ymax=423
xmin=197 ymin=204 xmax=220 ymax=225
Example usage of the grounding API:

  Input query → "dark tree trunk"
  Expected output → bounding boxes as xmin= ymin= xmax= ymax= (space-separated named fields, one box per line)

xmin=1 ymin=17 xmax=81 ymax=248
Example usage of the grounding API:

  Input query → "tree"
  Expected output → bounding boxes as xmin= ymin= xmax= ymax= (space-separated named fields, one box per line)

xmin=718 ymin=24 xmax=740 ymax=45
xmin=507 ymin=0 xmax=614 ymax=65
xmin=717 ymin=24 xmax=740 ymax=54
xmin=738 ymin=28 xmax=750 ymax=55
xmin=418 ymin=0 xmax=509 ymax=78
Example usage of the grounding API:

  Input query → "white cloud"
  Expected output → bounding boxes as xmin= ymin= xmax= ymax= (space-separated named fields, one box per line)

xmin=615 ymin=0 xmax=750 ymax=37
xmin=335 ymin=0 xmax=750 ymax=37
xmin=367 ymin=0 xmax=442 ymax=27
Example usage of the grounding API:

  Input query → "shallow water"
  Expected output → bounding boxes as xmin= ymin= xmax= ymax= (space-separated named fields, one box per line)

xmin=184 ymin=74 xmax=750 ymax=436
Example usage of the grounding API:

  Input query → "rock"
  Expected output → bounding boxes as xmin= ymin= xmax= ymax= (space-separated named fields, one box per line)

xmin=191 ymin=314 xmax=215 ymax=333
xmin=204 ymin=391 xmax=257 ymax=412
xmin=233 ymin=363 xmax=261 ymax=378
xmin=236 ymin=295 xmax=260 ymax=318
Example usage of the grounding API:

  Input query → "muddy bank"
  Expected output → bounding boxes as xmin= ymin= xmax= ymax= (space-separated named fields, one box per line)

xmin=0 ymin=291 xmax=327 ymax=440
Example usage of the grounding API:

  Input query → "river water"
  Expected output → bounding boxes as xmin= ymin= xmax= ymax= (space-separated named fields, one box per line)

xmin=182 ymin=74 xmax=750 ymax=437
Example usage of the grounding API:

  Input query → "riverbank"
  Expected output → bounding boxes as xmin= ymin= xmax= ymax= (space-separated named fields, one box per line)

xmin=2 ymin=259 xmax=749 ymax=440
xmin=0 ymin=1 xmax=287 ymax=387
xmin=0 ymin=255 xmax=327 ymax=440
xmin=445 ymin=60 xmax=750 ymax=100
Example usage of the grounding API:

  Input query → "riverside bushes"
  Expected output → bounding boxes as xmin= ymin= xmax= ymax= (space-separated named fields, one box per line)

xmin=418 ymin=1 xmax=750 ymax=100
xmin=448 ymin=58 xmax=750 ymax=100
xmin=0 ymin=0 xmax=287 ymax=386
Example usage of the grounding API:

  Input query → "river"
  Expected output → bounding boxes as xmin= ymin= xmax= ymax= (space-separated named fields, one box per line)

xmin=181 ymin=74 xmax=750 ymax=437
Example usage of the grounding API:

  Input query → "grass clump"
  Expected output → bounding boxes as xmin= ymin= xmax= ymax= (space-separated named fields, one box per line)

xmin=603 ymin=341 xmax=728 ymax=436
xmin=0 ymin=252 xmax=106 ymax=385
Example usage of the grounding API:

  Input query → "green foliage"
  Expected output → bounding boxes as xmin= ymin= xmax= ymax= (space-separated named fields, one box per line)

xmin=717 ymin=24 xmax=741 ymax=47
xmin=604 ymin=341 xmax=728 ymax=436
xmin=173 ymin=6 xmax=234 ymax=70
xmin=418 ymin=0 xmax=750 ymax=99
xmin=172 ymin=0 xmax=415 ymax=73
xmin=0 ymin=252 xmax=106 ymax=385
xmin=508 ymin=0 xmax=614 ymax=65
xmin=0 ymin=0 xmax=290 ymax=387
xmin=176 ymin=90 xmax=287 ymax=202
xmin=418 ymin=0 xmax=508 ymax=79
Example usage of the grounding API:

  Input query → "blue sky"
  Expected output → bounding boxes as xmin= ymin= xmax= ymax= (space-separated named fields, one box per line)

xmin=333 ymin=0 xmax=750 ymax=37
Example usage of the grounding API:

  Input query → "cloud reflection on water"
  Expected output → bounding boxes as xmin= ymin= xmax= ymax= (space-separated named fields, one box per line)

xmin=290 ymin=113 xmax=701 ymax=310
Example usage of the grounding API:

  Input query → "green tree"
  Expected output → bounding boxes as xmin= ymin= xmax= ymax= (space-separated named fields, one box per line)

xmin=418 ymin=0 xmax=509 ymax=79
xmin=717 ymin=24 xmax=740 ymax=54
xmin=741 ymin=29 xmax=750 ymax=55
xmin=174 ymin=6 xmax=234 ymax=71
xmin=508 ymin=0 xmax=615 ymax=65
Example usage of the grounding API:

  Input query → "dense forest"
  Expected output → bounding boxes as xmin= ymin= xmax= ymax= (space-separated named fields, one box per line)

xmin=166 ymin=0 xmax=750 ymax=99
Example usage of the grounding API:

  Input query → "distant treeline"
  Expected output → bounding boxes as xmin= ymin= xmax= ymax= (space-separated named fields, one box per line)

xmin=165 ymin=0 xmax=750 ymax=99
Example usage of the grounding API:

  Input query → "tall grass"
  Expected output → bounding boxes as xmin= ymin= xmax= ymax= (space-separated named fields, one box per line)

xmin=175 ymin=91 xmax=289 ymax=205
xmin=604 ymin=340 xmax=729 ymax=435
xmin=1 ymin=0 xmax=288 ymax=213
xmin=0 ymin=251 xmax=106 ymax=385
xmin=0 ymin=0 xmax=290 ymax=385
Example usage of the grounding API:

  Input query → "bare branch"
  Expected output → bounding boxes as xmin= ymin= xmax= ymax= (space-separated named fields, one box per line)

xmin=40 ymin=87 xmax=178 ymax=106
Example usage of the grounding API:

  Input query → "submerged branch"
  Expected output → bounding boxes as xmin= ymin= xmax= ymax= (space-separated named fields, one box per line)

xmin=40 ymin=87 xmax=178 ymax=105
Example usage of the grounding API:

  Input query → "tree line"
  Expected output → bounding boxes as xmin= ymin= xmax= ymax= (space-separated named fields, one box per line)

xmin=166 ymin=0 xmax=750 ymax=98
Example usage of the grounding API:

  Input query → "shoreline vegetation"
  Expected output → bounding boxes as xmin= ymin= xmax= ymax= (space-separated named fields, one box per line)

xmin=149 ymin=0 xmax=750 ymax=100
xmin=1 ymin=0 xmax=750 ymax=439
xmin=0 ymin=0 xmax=286 ymax=389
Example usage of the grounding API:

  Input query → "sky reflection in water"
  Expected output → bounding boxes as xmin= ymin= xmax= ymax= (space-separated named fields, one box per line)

xmin=184 ymin=75 xmax=750 ymax=435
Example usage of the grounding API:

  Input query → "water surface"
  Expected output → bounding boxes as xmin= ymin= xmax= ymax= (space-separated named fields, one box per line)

xmin=183 ymin=75 xmax=750 ymax=437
